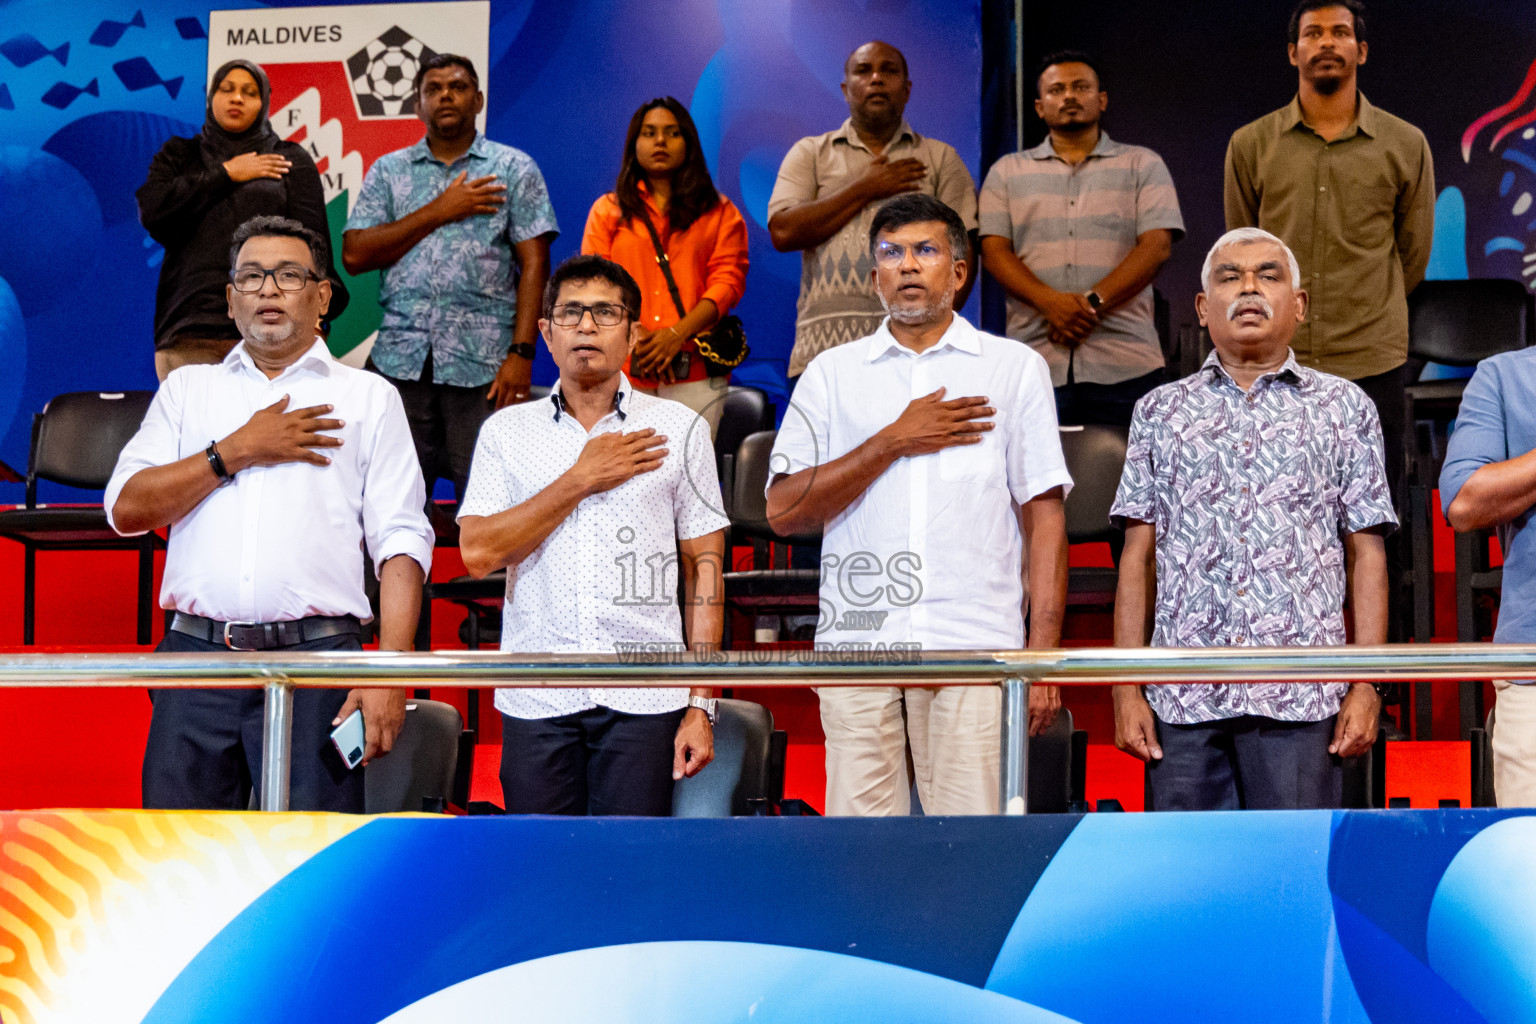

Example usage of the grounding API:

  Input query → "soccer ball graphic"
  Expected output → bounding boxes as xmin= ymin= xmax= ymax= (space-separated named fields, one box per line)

xmin=347 ymin=26 xmax=439 ymax=117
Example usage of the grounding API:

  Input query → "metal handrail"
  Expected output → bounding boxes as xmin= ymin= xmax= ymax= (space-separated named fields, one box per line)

xmin=2 ymin=644 xmax=1523 ymax=814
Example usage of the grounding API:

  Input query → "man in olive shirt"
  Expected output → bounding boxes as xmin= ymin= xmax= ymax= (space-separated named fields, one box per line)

xmin=1225 ymin=0 xmax=1434 ymax=502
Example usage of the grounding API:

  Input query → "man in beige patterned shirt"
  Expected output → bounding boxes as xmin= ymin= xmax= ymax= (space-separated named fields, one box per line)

xmin=768 ymin=40 xmax=978 ymax=379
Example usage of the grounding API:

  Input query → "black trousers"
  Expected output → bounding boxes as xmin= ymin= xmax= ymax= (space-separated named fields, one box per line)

xmin=379 ymin=352 xmax=492 ymax=501
xmin=1348 ymin=364 xmax=1408 ymax=642
xmin=499 ymin=705 xmax=686 ymax=816
xmin=1054 ymin=367 xmax=1167 ymax=428
xmin=142 ymin=629 xmax=364 ymax=812
xmin=1146 ymin=714 xmax=1343 ymax=810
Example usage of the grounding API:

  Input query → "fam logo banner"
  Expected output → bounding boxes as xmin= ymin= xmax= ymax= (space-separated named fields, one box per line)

xmin=207 ymin=3 xmax=489 ymax=364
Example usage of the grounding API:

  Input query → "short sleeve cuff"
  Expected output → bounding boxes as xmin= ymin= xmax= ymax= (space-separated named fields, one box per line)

xmin=1012 ymin=467 xmax=1074 ymax=507
xmin=511 ymin=215 xmax=559 ymax=245
xmin=372 ymin=530 xmax=434 ymax=579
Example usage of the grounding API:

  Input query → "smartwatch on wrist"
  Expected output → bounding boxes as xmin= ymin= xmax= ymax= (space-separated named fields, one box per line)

xmin=508 ymin=342 xmax=537 ymax=361
xmin=1085 ymin=290 xmax=1103 ymax=312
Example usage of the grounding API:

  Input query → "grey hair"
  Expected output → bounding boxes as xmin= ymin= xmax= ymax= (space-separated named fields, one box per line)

xmin=1201 ymin=227 xmax=1302 ymax=291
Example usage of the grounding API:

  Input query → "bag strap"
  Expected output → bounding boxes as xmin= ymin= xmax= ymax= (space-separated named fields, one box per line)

xmin=637 ymin=207 xmax=691 ymax=322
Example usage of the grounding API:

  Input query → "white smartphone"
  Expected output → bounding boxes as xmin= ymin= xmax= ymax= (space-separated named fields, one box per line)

xmin=330 ymin=709 xmax=366 ymax=770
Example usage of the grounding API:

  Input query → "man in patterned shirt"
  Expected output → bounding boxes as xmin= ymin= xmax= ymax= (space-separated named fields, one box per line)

xmin=768 ymin=40 xmax=978 ymax=381
xmin=1109 ymin=227 xmax=1395 ymax=810
xmin=343 ymin=54 xmax=557 ymax=500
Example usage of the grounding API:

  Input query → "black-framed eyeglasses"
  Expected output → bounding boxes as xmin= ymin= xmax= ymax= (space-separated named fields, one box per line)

xmin=230 ymin=265 xmax=321 ymax=293
xmin=550 ymin=302 xmax=630 ymax=327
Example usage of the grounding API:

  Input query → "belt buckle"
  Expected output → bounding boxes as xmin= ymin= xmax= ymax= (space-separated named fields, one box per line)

xmin=223 ymin=620 xmax=262 ymax=650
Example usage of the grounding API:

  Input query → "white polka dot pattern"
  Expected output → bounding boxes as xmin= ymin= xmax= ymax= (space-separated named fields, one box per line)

xmin=459 ymin=378 xmax=730 ymax=719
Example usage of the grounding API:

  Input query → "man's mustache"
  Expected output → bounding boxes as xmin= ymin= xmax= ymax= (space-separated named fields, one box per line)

xmin=1226 ymin=297 xmax=1275 ymax=321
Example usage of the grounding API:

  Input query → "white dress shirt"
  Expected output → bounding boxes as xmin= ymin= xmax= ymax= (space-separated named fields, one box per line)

xmin=458 ymin=375 xmax=730 ymax=719
xmin=106 ymin=339 xmax=434 ymax=623
xmin=771 ymin=315 xmax=1072 ymax=649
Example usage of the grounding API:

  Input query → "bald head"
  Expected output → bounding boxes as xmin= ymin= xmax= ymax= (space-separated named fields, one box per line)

xmin=845 ymin=40 xmax=909 ymax=79
xmin=842 ymin=40 xmax=911 ymax=134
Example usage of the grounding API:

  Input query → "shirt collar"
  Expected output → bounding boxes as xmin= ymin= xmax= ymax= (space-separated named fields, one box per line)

xmin=835 ymin=117 xmax=918 ymax=152
xmin=408 ymin=131 xmax=489 ymax=164
xmin=865 ymin=314 xmax=982 ymax=362
xmin=225 ymin=336 xmax=334 ymax=381
xmin=1200 ymin=347 xmax=1308 ymax=391
xmin=550 ymin=372 xmax=630 ymax=423
xmin=1025 ymin=128 xmax=1121 ymax=162
xmin=1285 ymin=93 xmax=1377 ymax=140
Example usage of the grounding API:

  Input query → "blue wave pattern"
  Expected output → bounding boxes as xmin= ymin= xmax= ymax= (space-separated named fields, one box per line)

xmin=139 ymin=811 xmax=1536 ymax=1024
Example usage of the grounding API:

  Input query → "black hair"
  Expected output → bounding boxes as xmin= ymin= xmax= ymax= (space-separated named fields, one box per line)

xmin=413 ymin=53 xmax=479 ymax=97
xmin=868 ymin=193 xmax=968 ymax=263
xmin=229 ymin=214 xmax=328 ymax=271
xmin=1036 ymin=49 xmax=1102 ymax=95
xmin=1288 ymin=0 xmax=1366 ymax=45
xmin=542 ymin=255 xmax=642 ymax=321
xmin=614 ymin=97 xmax=721 ymax=233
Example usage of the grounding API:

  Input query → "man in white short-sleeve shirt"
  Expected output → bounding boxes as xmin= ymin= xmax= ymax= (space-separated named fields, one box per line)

xmin=107 ymin=215 xmax=434 ymax=813
xmin=459 ymin=254 xmax=729 ymax=816
xmin=767 ymin=194 xmax=1072 ymax=816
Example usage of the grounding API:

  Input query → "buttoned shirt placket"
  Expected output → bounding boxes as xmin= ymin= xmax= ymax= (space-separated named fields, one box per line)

xmin=235 ymin=358 xmax=302 ymax=621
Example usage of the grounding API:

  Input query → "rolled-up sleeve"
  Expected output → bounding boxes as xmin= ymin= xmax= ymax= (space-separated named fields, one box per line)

xmin=105 ymin=380 xmax=184 ymax=537
xmin=768 ymin=358 xmax=831 ymax=483
xmin=1441 ymin=358 xmax=1510 ymax=515
xmin=699 ymin=198 xmax=749 ymax=316
xmin=361 ymin=386 xmax=433 ymax=576
xmin=1008 ymin=352 xmax=1073 ymax=504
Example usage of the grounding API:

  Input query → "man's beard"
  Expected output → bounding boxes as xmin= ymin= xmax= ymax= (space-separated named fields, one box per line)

xmin=242 ymin=317 xmax=298 ymax=346
xmin=881 ymin=281 xmax=957 ymax=326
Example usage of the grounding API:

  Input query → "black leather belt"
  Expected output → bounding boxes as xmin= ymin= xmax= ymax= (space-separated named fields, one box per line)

xmin=170 ymin=612 xmax=362 ymax=651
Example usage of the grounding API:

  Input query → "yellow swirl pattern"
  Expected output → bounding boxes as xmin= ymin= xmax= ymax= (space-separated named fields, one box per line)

xmin=0 ymin=811 xmax=366 ymax=1024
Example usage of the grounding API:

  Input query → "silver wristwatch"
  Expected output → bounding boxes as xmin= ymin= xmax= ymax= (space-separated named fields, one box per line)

xmin=687 ymin=696 xmax=718 ymax=724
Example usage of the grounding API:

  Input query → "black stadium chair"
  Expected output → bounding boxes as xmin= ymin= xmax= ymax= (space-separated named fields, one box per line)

xmin=1402 ymin=281 xmax=1533 ymax=734
xmin=0 ymin=391 xmax=161 ymax=644
xmin=364 ymin=698 xmax=474 ymax=814
xmin=720 ymin=430 xmax=821 ymax=646
xmin=713 ymin=384 xmax=774 ymax=489
xmin=1058 ymin=424 xmax=1130 ymax=608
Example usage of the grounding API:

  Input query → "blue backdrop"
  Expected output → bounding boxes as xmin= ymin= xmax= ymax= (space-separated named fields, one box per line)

xmin=0 ymin=0 xmax=983 ymax=498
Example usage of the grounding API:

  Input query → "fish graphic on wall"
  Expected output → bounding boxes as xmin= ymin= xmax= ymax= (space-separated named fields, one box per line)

xmin=89 ymin=11 xmax=146 ymax=49
xmin=0 ymin=34 xmax=69 ymax=68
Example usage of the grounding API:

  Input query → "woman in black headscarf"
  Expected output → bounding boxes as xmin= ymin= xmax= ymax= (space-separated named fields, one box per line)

xmin=137 ymin=60 xmax=348 ymax=379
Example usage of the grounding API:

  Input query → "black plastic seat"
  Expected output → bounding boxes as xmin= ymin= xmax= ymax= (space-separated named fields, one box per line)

xmin=0 ymin=390 xmax=161 ymax=644
xmin=1058 ymin=424 xmax=1130 ymax=607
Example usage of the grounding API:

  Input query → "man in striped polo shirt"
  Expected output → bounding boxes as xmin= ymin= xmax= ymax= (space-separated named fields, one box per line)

xmin=980 ymin=51 xmax=1185 ymax=427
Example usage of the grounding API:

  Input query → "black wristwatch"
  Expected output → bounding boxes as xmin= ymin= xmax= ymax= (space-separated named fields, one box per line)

xmin=508 ymin=342 xmax=537 ymax=360
xmin=1085 ymin=290 xmax=1103 ymax=312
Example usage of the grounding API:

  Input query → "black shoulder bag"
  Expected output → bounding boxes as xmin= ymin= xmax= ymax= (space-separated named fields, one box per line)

xmin=637 ymin=210 xmax=749 ymax=377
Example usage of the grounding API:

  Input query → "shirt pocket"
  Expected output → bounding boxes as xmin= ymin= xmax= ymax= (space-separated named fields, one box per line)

xmin=937 ymin=410 xmax=1008 ymax=489
xmin=1338 ymin=176 xmax=1397 ymax=247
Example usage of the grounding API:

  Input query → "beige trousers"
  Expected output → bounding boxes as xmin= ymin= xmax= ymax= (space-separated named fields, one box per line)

xmin=633 ymin=376 xmax=728 ymax=440
xmin=818 ymin=684 xmax=1001 ymax=816
xmin=1493 ymin=680 xmax=1536 ymax=807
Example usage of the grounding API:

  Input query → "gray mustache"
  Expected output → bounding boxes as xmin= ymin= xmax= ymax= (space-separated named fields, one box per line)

xmin=1227 ymin=297 xmax=1274 ymax=321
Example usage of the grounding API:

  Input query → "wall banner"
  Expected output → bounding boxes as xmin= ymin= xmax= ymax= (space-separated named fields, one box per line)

xmin=207 ymin=3 xmax=489 ymax=367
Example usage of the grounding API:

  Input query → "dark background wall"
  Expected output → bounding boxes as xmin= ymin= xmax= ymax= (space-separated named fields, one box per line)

xmin=1007 ymin=0 xmax=1536 ymax=339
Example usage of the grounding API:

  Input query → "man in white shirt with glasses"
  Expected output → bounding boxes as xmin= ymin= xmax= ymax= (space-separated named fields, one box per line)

xmin=108 ymin=214 xmax=434 ymax=812
xmin=766 ymin=194 xmax=1072 ymax=816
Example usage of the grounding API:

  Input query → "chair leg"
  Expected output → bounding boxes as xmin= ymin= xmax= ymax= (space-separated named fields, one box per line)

xmin=137 ymin=540 xmax=155 ymax=645
xmin=23 ymin=544 xmax=36 ymax=645
xmin=415 ymin=580 xmax=433 ymax=651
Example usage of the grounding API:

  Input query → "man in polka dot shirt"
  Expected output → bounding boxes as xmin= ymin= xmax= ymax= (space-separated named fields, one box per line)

xmin=459 ymin=255 xmax=730 ymax=815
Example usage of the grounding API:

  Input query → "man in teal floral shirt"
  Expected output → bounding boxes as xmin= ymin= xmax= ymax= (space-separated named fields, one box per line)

xmin=344 ymin=54 xmax=557 ymax=499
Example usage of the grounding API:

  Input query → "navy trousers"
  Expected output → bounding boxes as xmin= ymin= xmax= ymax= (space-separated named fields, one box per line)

xmin=499 ymin=705 xmax=686 ymax=816
xmin=142 ymin=629 xmax=365 ymax=812
xmin=1146 ymin=714 xmax=1343 ymax=810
